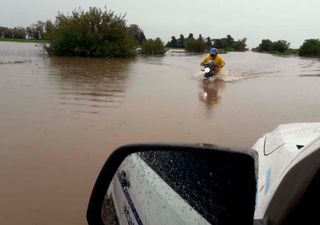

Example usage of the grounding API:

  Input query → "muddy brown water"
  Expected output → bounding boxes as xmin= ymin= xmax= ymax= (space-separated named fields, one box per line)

xmin=0 ymin=42 xmax=320 ymax=224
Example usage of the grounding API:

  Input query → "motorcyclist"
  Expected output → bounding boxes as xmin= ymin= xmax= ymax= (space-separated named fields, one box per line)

xmin=200 ymin=48 xmax=225 ymax=75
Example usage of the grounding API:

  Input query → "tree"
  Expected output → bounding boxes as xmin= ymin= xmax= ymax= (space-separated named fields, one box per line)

xmin=46 ymin=7 xmax=136 ymax=57
xmin=205 ymin=37 xmax=212 ymax=48
xmin=27 ymin=21 xmax=45 ymax=40
xmin=187 ymin=33 xmax=194 ymax=40
xmin=271 ymin=40 xmax=290 ymax=53
xmin=127 ymin=24 xmax=146 ymax=44
xmin=197 ymin=34 xmax=207 ymax=51
xmin=185 ymin=34 xmax=207 ymax=52
xmin=141 ymin=38 xmax=166 ymax=55
xmin=12 ymin=27 xmax=26 ymax=39
xmin=299 ymin=39 xmax=320 ymax=57
xmin=257 ymin=39 xmax=273 ymax=52
xmin=226 ymin=35 xmax=234 ymax=47
xmin=256 ymin=39 xmax=290 ymax=53
xmin=177 ymin=34 xmax=185 ymax=48
xmin=232 ymin=38 xmax=247 ymax=51
xmin=2 ymin=27 xmax=13 ymax=38
xmin=44 ymin=20 xmax=55 ymax=39
xmin=0 ymin=26 xmax=4 ymax=37
xmin=0 ymin=27 xmax=8 ymax=38
xmin=166 ymin=36 xmax=178 ymax=48
xmin=213 ymin=35 xmax=234 ymax=49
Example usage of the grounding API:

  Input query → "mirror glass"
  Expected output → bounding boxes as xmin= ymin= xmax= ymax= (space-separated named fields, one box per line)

xmin=101 ymin=150 xmax=255 ymax=225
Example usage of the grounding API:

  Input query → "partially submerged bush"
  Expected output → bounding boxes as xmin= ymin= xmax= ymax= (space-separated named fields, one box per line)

xmin=212 ymin=35 xmax=247 ymax=52
xmin=165 ymin=34 xmax=247 ymax=52
xmin=271 ymin=40 xmax=290 ymax=53
xmin=257 ymin=39 xmax=273 ymax=52
xmin=185 ymin=35 xmax=207 ymax=53
xmin=141 ymin=38 xmax=167 ymax=55
xmin=46 ymin=7 xmax=136 ymax=57
xmin=231 ymin=38 xmax=247 ymax=51
xmin=299 ymin=39 xmax=320 ymax=57
xmin=256 ymin=39 xmax=290 ymax=53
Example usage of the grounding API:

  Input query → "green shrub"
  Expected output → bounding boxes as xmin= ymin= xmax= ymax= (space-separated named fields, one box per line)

xmin=166 ymin=34 xmax=246 ymax=52
xmin=213 ymin=35 xmax=234 ymax=49
xmin=299 ymin=39 xmax=320 ymax=57
xmin=256 ymin=39 xmax=290 ymax=54
xmin=212 ymin=35 xmax=247 ymax=52
xmin=257 ymin=39 xmax=273 ymax=52
xmin=231 ymin=38 xmax=247 ymax=51
xmin=185 ymin=35 xmax=207 ymax=52
xmin=286 ymin=48 xmax=299 ymax=55
xmin=141 ymin=38 xmax=167 ymax=55
xmin=271 ymin=40 xmax=290 ymax=53
xmin=46 ymin=7 xmax=136 ymax=57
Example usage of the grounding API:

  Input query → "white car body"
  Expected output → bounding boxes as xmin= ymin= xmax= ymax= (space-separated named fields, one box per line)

xmin=253 ymin=123 xmax=320 ymax=225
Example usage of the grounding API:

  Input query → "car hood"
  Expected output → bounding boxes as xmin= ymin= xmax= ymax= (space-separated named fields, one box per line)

xmin=263 ymin=123 xmax=320 ymax=155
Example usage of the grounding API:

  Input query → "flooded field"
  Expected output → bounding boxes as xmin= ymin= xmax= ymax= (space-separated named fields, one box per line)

xmin=0 ymin=42 xmax=320 ymax=224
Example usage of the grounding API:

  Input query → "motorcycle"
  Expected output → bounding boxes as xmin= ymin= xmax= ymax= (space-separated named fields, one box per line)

xmin=202 ymin=62 xmax=217 ymax=80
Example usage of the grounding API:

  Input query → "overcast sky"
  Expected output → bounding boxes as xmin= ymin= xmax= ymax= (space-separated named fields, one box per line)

xmin=1 ymin=0 xmax=319 ymax=48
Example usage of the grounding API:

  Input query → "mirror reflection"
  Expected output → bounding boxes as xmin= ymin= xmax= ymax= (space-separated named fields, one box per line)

xmin=102 ymin=150 xmax=251 ymax=225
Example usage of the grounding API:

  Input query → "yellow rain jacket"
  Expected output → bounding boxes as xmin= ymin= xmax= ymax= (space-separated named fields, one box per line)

xmin=201 ymin=54 xmax=225 ymax=73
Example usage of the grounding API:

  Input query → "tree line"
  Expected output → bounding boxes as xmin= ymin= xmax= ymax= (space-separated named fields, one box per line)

xmin=0 ymin=18 xmax=147 ymax=44
xmin=1 ymin=7 xmax=166 ymax=56
xmin=252 ymin=39 xmax=292 ymax=54
xmin=0 ymin=21 xmax=53 ymax=40
xmin=1 ymin=6 xmax=319 ymax=57
xmin=252 ymin=39 xmax=320 ymax=57
xmin=166 ymin=34 xmax=247 ymax=53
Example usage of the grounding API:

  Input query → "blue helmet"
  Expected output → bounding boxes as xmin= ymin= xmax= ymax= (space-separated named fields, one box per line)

xmin=209 ymin=48 xmax=218 ymax=55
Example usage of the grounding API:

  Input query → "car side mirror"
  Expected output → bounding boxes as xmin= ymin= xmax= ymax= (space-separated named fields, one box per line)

xmin=87 ymin=144 xmax=258 ymax=225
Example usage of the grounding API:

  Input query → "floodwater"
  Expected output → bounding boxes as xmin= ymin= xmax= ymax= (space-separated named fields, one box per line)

xmin=0 ymin=42 xmax=319 ymax=224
